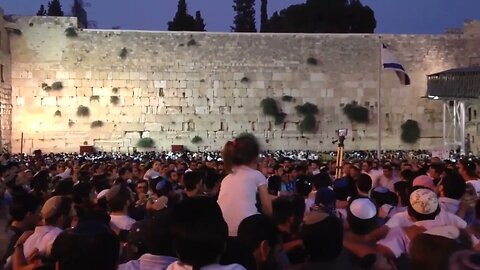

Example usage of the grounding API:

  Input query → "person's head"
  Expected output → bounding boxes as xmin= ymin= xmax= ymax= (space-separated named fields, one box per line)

xmin=272 ymin=196 xmax=294 ymax=228
xmin=171 ymin=197 xmax=228 ymax=269
xmin=135 ymin=180 xmax=148 ymax=195
xmin=52 ymin=221 xmax=120 ymax=270
xmin=106 ymin=185 xmax=133 ymax=213
xmin=152 ymin=161 xmax=162 ymax=172
xmin=118 ymin=167 xmax=132 ymax=180
xmin=349 ymin=165 xmax=361 ymax=179
xmin=408 ymin=187 xmax=440 ymax=222
xmin=183 ymin=171 xmax=203 ymax=193
xmin=409 ymin=226 xmax=472 ymax=270
xmin=412 ymin=175 xmax=436 ymax=191
xmin=438 ymin=172 xmax=466 ymax=200
xmin=400 ymin=169 xmax=416 ymax=186
xmin=361 ymin=161 xmax=371 ymax=173
xmin=346 ymin=197 xmax=378 ymax=235
xmin=222 ymin=135 xmax=260 ymax=173
xmin=9 ymin=193 xmax=42 ymax=229
xmin=238 ymin=214 xmax=282 ymax=270
xmin=383 ymin=165 xmax=393 ymax=178
xmin=267 ymin=175 xmax=282 ymax=196
xmin=370 ymin=187 xmax=398 ymax=207
xmin=356 ymin=173 xmax=372 ymax=195
xmin=428 ymin=163 xmax=445 ymax=179
xmin=394 ymin=181 xmax=410 ymax=207
xmin=301 ymin=213 xmax=343 ymax=262
xmin=449 ymin=250 xmax=480 ymax=270
xmin=459 ymin=160 xmax=478 ymax=179
xmin=42 ymin=195 xmax=76 ymax=229
xmin=168 ymin=170 xmax=179 ymax=183
xmin=160 ymin=165 xmax=169 ymax=176
xmin=295 ymin=175 xmax=313 ymax=197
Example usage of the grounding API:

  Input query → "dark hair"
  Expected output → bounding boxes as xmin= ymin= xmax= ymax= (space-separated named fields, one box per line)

xmin=53 ymin=180 xmax=74 ymax=196
xmin=183 ymin=171 xmax=202 ymax=192
xmin=301 ymin=214 xmax=343 ymax=262
xmin=429 ymin=163 xmax=445 ymax=175
xmin=51 ymin=221 xmax=120 ymax=270
xmin=295 ymin=175 xmax=313 ymax=197
xmin=45 ymin=196 xmax=74 ymax=225
xmin=409 ymin=229 xmax=472 ymax=270
xmin=171 ymin=197 xmax=228 ymax=270
xmin=222 ymin=135 xmax=260 ymax=173
xmin=272 ymin=196 xmax=294 ymax=224
xmin=461 ymin=160 xmax=478 ymax=178
xmin=394 ymin=181 xmax=410 ymax=207
xmin=441 ymin=172 xmax=466 ymax=200
xmin=237 ymin=214 xmax=281 ymax=254
xmin=107 ymin=185 xmax=132 ymax=212
xmin=356 ymin=174 xmax=372 ymax=194
xmin=118 ymin=167 xmax=132 ymax=177
xmin=382 ymin=165 xmax=393 ymax=171
xmin=72 ymin=182 xmax=93 ymax=204
xmin=401 ymin=169 xmax=416 ymax=187
xmin=267 ymin=175 xmax=282 ymax=195
xmin=9 ymin=193 xmax=41 ymax=221
xmin=198 ymin=167 xmax=219 ymax=191
xmin=370 ymin=189 xmax=398 ymax=207
xmin=311 ymin=172 xmax=332 ymax=189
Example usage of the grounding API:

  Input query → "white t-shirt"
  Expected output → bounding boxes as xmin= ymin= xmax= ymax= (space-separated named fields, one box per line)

xmin=217 ymin=166 xmax=267 ymax=236
xmin=23 ymin=225 xmax=63 ymax=258
xmin=167 ymin=262 xmax=246 ymax=270
xmin=466 ymin=180 xmax=480 ymax=196
xmin=385 ymin=209 xmax=466 ymax=229
xmin=110 ymin=214 xmax=136 ymax=231
xmin=143 ymin=169 xmax=161 ymax=180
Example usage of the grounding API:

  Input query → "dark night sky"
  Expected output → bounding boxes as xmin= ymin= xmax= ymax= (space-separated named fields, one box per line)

xmin=0 ymin=0 xmax=479 ymax=33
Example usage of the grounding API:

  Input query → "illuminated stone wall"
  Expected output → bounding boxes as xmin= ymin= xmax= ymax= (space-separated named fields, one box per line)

xmin=0 ymin=9 xmax=12 ymax=151
xmin=6 ymin=16 xmax=480 ymax=153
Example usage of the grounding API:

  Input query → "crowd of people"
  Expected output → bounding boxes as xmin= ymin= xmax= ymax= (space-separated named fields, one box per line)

xmin=0 ymin=135 xmax=479 ymax=270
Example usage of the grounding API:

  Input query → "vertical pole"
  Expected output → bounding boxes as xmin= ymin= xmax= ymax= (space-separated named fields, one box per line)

xmin=377 ymin=42 xmax=382 ymax=160
xmin=453 ymin=100 xmax=457 ymax=149
xmin=460 ymin=101 xmax=466 ymax=155
xmin=443 ymin=102 xmax=447 ymax=149
xmin=20 ymin=132 xmax=23 ymax=154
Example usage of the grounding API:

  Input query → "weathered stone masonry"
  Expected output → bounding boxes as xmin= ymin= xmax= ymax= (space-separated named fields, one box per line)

xmin=1 ymin=12 xmax=480 ymax=153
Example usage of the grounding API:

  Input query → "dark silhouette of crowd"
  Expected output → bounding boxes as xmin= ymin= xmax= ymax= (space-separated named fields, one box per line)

xmin=1 ymin=135 xmax=480 ymax=270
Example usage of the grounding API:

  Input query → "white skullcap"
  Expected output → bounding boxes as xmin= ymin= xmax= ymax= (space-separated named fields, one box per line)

xmin=409 ymin=188 xmax=438 ymax=215
xmin=349 ymin=198 xmax=377 ymax=219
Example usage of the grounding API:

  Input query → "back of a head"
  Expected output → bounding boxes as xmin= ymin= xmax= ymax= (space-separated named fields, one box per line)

xmin=268 ymin=175 xmax=282 ymax=195
xmin=301 ymin=214 xmax=343 ymax=262
xmin=106 ymin=184 xmax=132 ymax=212
xmin=237 ymin=214 xmax=281 ymax=254
xmin=356 ymin=173 xmax=373 ymax=194
xmin=272 ymin=196 xmax=294 ymax=225
xmin=52 ymin=221 xmax=120 ymax=270
xmin=442 ymin=172 xmax=467 ymax=200
xmin=295 ymin=175 xmax=313 ymax=197
xmin=347 ymin=197 xmax=378 ymax=235
xmin=222 ymin=135 xmax=260 ymax=173
xmin=311 ymin=172 xmax=332 ymax=190
xmin=183 ymin=171 xmax=202 ymax=192
xmin=172 ymin=196 xmax=228 ymax=268
xmin=10 ymin=193 xmax=41 ymax=222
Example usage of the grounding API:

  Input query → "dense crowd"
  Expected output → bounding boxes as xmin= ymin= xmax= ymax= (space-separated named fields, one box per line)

xmin=0 ymin=136 xmax=480 ymax=270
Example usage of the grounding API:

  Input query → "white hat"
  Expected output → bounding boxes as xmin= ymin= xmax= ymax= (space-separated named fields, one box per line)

xmin=349 ymin=198 xmax=377 ymax=219
xmin=409 ymin=188 xmax=438 ymax=215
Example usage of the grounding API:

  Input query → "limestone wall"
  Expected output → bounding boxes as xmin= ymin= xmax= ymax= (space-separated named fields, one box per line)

xmin=7 ymin=16 xmax=480 ymax=153
xmin=0 ymin=9 xmax=12 ymax=151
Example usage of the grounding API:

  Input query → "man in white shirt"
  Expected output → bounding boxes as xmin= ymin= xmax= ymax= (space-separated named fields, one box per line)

xmin=143 ymin=161 xmax=162 ymax=181
xmin=106 ymin=185 xmax=136 ymax=231
xmin=377 ymin=165 xmax=399 ymax=192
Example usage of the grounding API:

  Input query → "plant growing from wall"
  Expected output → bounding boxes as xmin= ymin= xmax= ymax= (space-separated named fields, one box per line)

xmin=260 ymin=98 xmax=286 ymax=125
xmin=282 ymin=95 xmax=295 ymax=102
xmin=241 ymin=77 xmax=250 ymax=83
xmin=90 ymin=120 xmax=104 ymax=128
xmin=137 ymin=137 xmax=155 ymax=148
xmin=295 ymin=103 xmax=319 ymax=115
xmin=90 ymin=95 xmax=100 ymax=102
xmin=343 ymin=101 xmax=369 ymax=123
xmin=191 ymin=136 xmax=203 ymax=144
xmin=6 ymin=28 xmax=22 ymax=35
xmin=110 ymin=96 xmax=120 ymax=105
xmin=68 ymin=119 xmax=75 ymax=128
xmin=119 ymin=48 xmax=128 ymax=59
xmin=295 ymin=102 xmax=319 ymax=133
xmin=307 ymin=57 xmax=318 ymax=66
xmin=54 ymin=110 xmax=62 ymax=117
xmin=401 ymin=119 xmax=421 ymax=144
xmin=65 ymin=27 xmax=78 ymax=37
xmin=187 ymin=38 xmax=197 ymax=46
xmin=112 ymin=87 xmax=119 ymax=94
xmin=41 ymin=83 xmax=52 ymax=91
xmin=76 ymin=105 xmax=90 ymax=117
xmin=51 ymin=81 xmax=63 ymax=90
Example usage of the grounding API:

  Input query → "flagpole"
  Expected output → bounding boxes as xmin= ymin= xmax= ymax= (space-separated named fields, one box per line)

xmin=377 ymin=40 xmax=382 ymax=160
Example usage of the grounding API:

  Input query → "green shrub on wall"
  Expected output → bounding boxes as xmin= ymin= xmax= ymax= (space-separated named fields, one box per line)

xmin=137 ymin=137 xmax=155 ymax=148
xmin=110 ymin=96 xmax=120 ymax=105
xmin=76 ymin=105 xmax=90 ymax=117
xmin=119 ymin=48 xmax=128 ymax=59
xmin=90 ymin=95 xmax=100 ymax=102
xmin=260 ymin=98 xmax=286 ymax=126
xmin=298 ymin=114 xmax=317 ymax=133
xmin=343 ymin=102 xmax=369 ymax=123
xmin=191 ymin=136 xmax=203 ymax=144
xmin=54 ymin=110 xmax=62 ymax=117
xmin=401 ymin=119 xmax=421 ymax=144
xmin=282 ymin=95 xmax=295 ymax=102
xmin=295 ymin=103 xmax=319 ymax=116
xmin=65 ymin=27 xmax=77 ymax=37
xmin=51 ymin=81 xmax=63 ymax=90
xmin=90 ymin=120 xmax=104 ymax=128
xmin=307 ymin=57 xmax=318 ymax=66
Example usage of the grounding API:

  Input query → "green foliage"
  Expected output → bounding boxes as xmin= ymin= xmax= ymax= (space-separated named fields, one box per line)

xmin=90 ymin=120 xmax=104 ymax=128
xmin=54 ymin=110 xmax=61 ymax=117
xmin=137 ymin=137 xmax=155 ymax=148
xmin=41 ymin=83 xmax=52 ymax=91
xmin=260 ymin=0 xmax=268 ymax=32
xmin=241 ymin=77 xmax=250 ymax=83
xmin=65 ymin=27 xmax=77 ymax=37
xmin=119 ymin=48 xmax=128 ymax=59
xmin=37 ymin=4 xmax=47 ymax=16
xmin=343 ymin=102 xmax=369 ymax=123
xmin=260 ymin=98 xmax=286 ymax=126
xmin=298 ymin=114 xmax=317 ymax=133
xmin=401 ymin=120 xmax=421 ymax=144
xmin=71 ymin=0 xmax=89 ymax=28
xmin=112 ymin=87 xmax=119 ymax=94
xmin=168 ymin=0 xmax=205 ymax=31
xmin=307 ymin=57 xmax=318 ymax=65
xmin=47 ymin=0 xmax=64 ymax=16
xmin=51 ymin=81 xmax=63 ymax=90
xmin=110 ymin=96 xmax=120 ymax=105
xmin=76 ymin=105 xmax=90 ymax=117
xmin=187 ymin=38 xmax=197 ymax=46
xmin=295 ymin=103 xmax=319 ymax=116
xmin=68 ymin=119 xmax=75 ymax=128
xmin=191 ymin=136 xmax=203 ymax=144
xmin=232 ymin=0 xmax=257 ymax=32
xmin=266 ymin=0 xmax=376 ymax=33
xmin=274 ymin=112 xmax=287 ymax=125
xmin=282 ymin=95 xmax=294 ymax=102
xmin=90 ymin=95 xmax=99 ymax=102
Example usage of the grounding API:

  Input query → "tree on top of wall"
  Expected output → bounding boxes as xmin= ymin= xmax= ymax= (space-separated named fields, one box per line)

xmin=260 ymin=0 xmax=268 ymax=32
xmin=47 ymin=0 xmax=64 ymax=16
xmin=168 ymin=0 xmax=205 ymax=31
xmin=37 ymin=5 xmax=47 ymax=16
xmin=72 ymin=0 xmax=89 ymax=28
xmin=232 ymin=0 xmax=257 ymax=32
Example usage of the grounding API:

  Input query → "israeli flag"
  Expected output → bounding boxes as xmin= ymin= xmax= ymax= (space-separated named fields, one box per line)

xmin=381 ymin=44 xmax=411 ymax=85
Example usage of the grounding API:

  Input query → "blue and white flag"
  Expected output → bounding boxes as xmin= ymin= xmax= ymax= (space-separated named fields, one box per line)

xmin=381 ymin=44 xmax=411 ymax=85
